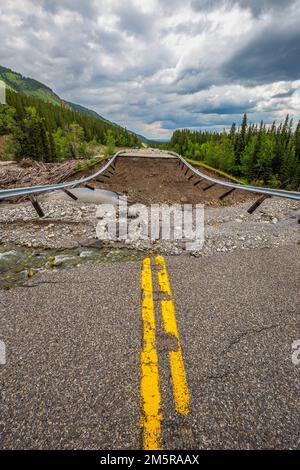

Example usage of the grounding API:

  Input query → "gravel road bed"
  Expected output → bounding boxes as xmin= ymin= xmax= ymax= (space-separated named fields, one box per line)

xmin=0 ymin=195 xmax=299 ymax=255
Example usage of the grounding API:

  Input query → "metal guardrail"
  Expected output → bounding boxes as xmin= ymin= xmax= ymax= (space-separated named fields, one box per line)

xmin=0 ymin=151 xmax=122 ymax=200
xmin=169 ymin=151 xmax=300 ymax=201
xmin=0 ymin=149 xmax=300 ymax=202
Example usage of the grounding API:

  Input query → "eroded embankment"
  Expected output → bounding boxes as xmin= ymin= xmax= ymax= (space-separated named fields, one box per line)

xmin=86 ymin=156 xmax=254 ymax=206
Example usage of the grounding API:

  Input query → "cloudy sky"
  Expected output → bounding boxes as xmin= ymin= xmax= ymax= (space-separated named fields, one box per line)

xmin=0 ymin=0 xmax=300 ymax=139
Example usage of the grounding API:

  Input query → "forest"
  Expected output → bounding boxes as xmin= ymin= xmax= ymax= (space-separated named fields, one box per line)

xmin=0 ymin=89 xmax=140 ymax=162
xmin=1 ymin=88 xmax=300 ymax=192
xmin=165 ymin=114 xmax=300 ymax=190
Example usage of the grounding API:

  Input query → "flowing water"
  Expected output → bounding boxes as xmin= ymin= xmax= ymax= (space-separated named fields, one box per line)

xmin=0 ymin=244 xmax=145 ymax=289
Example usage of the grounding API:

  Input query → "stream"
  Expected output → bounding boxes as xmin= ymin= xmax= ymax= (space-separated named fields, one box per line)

xmin=0 ymin=244 xmax=145 ymax=289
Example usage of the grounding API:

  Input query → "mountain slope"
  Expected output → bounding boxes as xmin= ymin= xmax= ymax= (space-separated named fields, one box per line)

xmin=64 ymin=100 xmax=108 ymax=121
xmin=0 ymin=64 xmax=146 ymax=140
xmin=0 ymin=65 xmax=62 ymax=106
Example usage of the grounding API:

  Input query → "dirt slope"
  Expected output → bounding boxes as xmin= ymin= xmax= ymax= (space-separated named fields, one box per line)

xmin=90 ymin=156 xmax=255 ymax=206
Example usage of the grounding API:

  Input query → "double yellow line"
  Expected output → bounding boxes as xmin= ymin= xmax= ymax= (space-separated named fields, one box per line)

xmin=140 ymin=256 xmax=190 ymax=450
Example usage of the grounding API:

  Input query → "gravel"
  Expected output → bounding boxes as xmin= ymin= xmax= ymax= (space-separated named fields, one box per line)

xmin=0 ymin=194 xmax=299 ymax=254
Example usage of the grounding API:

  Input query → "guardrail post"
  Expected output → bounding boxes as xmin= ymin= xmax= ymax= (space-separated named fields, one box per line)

xmin=203 ymin=182 xmax=216 ymax=191
xmin=219 ymin=188 xmax=236 ymax=200
xmin=247 ymin=195 xmax=270 ymax=214
xmin=84 ymin=184 xmax=95 ymax=191
xmin=29 ymin=195 xmax=45 ymax=218
xmin=63 ymin=189 xmax=78 ymax=200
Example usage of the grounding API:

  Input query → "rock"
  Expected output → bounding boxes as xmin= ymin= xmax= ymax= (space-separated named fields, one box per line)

xmin=80 ymin=239 xmax=103 ymax=249
xmin=27 ymin=269 xmax=38 ymax=278
xmin=79 ymin=251 xmax=94 ymax=258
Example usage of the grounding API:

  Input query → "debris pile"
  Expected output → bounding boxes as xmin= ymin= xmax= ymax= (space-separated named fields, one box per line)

xmin=0 ymin=160 xmax=77 ymax=189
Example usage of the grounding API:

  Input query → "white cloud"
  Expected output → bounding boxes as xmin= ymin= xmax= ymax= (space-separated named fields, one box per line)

xmin=0 ymin=0 xmax=299 ymax=138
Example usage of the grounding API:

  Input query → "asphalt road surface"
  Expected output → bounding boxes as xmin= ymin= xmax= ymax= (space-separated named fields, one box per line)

xmin=0 ymin=245 xmax=299 ymax=450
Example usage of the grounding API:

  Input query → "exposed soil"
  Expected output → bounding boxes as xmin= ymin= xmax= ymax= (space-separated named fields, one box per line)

xmin=0 ymin=154 xmax=256 ymax=207
xmin=86 ymin=156 xmax=255 ymax=207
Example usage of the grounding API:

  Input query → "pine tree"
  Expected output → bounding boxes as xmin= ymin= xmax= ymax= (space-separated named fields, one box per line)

xmin=47 ymin=125 xmax=57 ymax=162
xmin=280 ymin=140 xmax=297 ymax=187
xmin=0 ymin=105 xmax=16 ymax=135
xmin=229 ymin=123 xmax=236 ymax=141
xmin=256 ymin=135 xmax=274 ymax=184
xmin=294 ymin=120 xmax=300 ymax=162
xmin=240 ymin=136 xmax=257 ymax=181
xmin=235 ymin=113 xmax=247 ymax=165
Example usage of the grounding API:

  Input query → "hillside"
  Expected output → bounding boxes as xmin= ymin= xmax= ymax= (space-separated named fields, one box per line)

xmin=0 ymin=68 xmax=142 ymax=162
xmin=0 ymin=65 xmax=145 ymax=140
xmin=0 ymin=65 xmax=62 ymax=106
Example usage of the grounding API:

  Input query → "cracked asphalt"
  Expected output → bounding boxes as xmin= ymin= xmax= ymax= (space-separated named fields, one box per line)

xmin=0 ymin=245 xmax=299 ymax=449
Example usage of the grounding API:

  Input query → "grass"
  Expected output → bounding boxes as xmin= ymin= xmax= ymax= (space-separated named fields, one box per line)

xmin=186 ymin=158 xmax=246 ymax=185
xmin=70 ymin=146 xmax=127 ymax=175
xmin=71 ymin=156 xmax=106 ymax=175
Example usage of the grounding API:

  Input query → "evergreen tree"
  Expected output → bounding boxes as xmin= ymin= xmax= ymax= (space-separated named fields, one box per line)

xmin=229 ymin=123 xmax=236 ymax=141
xmin=167 ymin=113 xmax=300 ymax=190
xmin=235 ymin=113 xmax=247 ymax=164
xmin=256 ymin=135 xmax=274 ymax=184
xmin=47 ymin=125 xmax=57 ymax=162
xmin=280 ymin=140 xmax=297 ymax=187
xmin=295 ymin=120 xmax=300 ymax=162
xmin=14 ymin=107 xmax=50 ymax=161
xmin=0 ymin=105 xmax=16 ymax=135
xmin=105 ymin=130 xmax=116 ymax=156
xmin=240 ymin=136 xmax=258 ymax=181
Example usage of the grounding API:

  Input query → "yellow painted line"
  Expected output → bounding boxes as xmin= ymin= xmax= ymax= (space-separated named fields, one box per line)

xmin=155 ymin=256 xmax=190 ymax=415
xmin=140 ymin=257 xmax=162 ymax=450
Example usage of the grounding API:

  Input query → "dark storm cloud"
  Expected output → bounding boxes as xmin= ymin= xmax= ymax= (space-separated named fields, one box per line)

xmin=191 ymin=0 xmax=295 ymax=16
xmin=272 ymin=89 xmax=296 ymax=99
xmin=184 ymin=102 xmax=256 ymax=115
xmin=93 ymin=30 xmax=125 ymax=54
xmin=223 ymin=25 xmax=300 ymax=85
xmin=32 ymin=0 xmax=97 ymax=18
xmin=116 ymin=2 xmax=154 ymax=37
xmin=158 ymin=113 xmax=241 ymax=129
